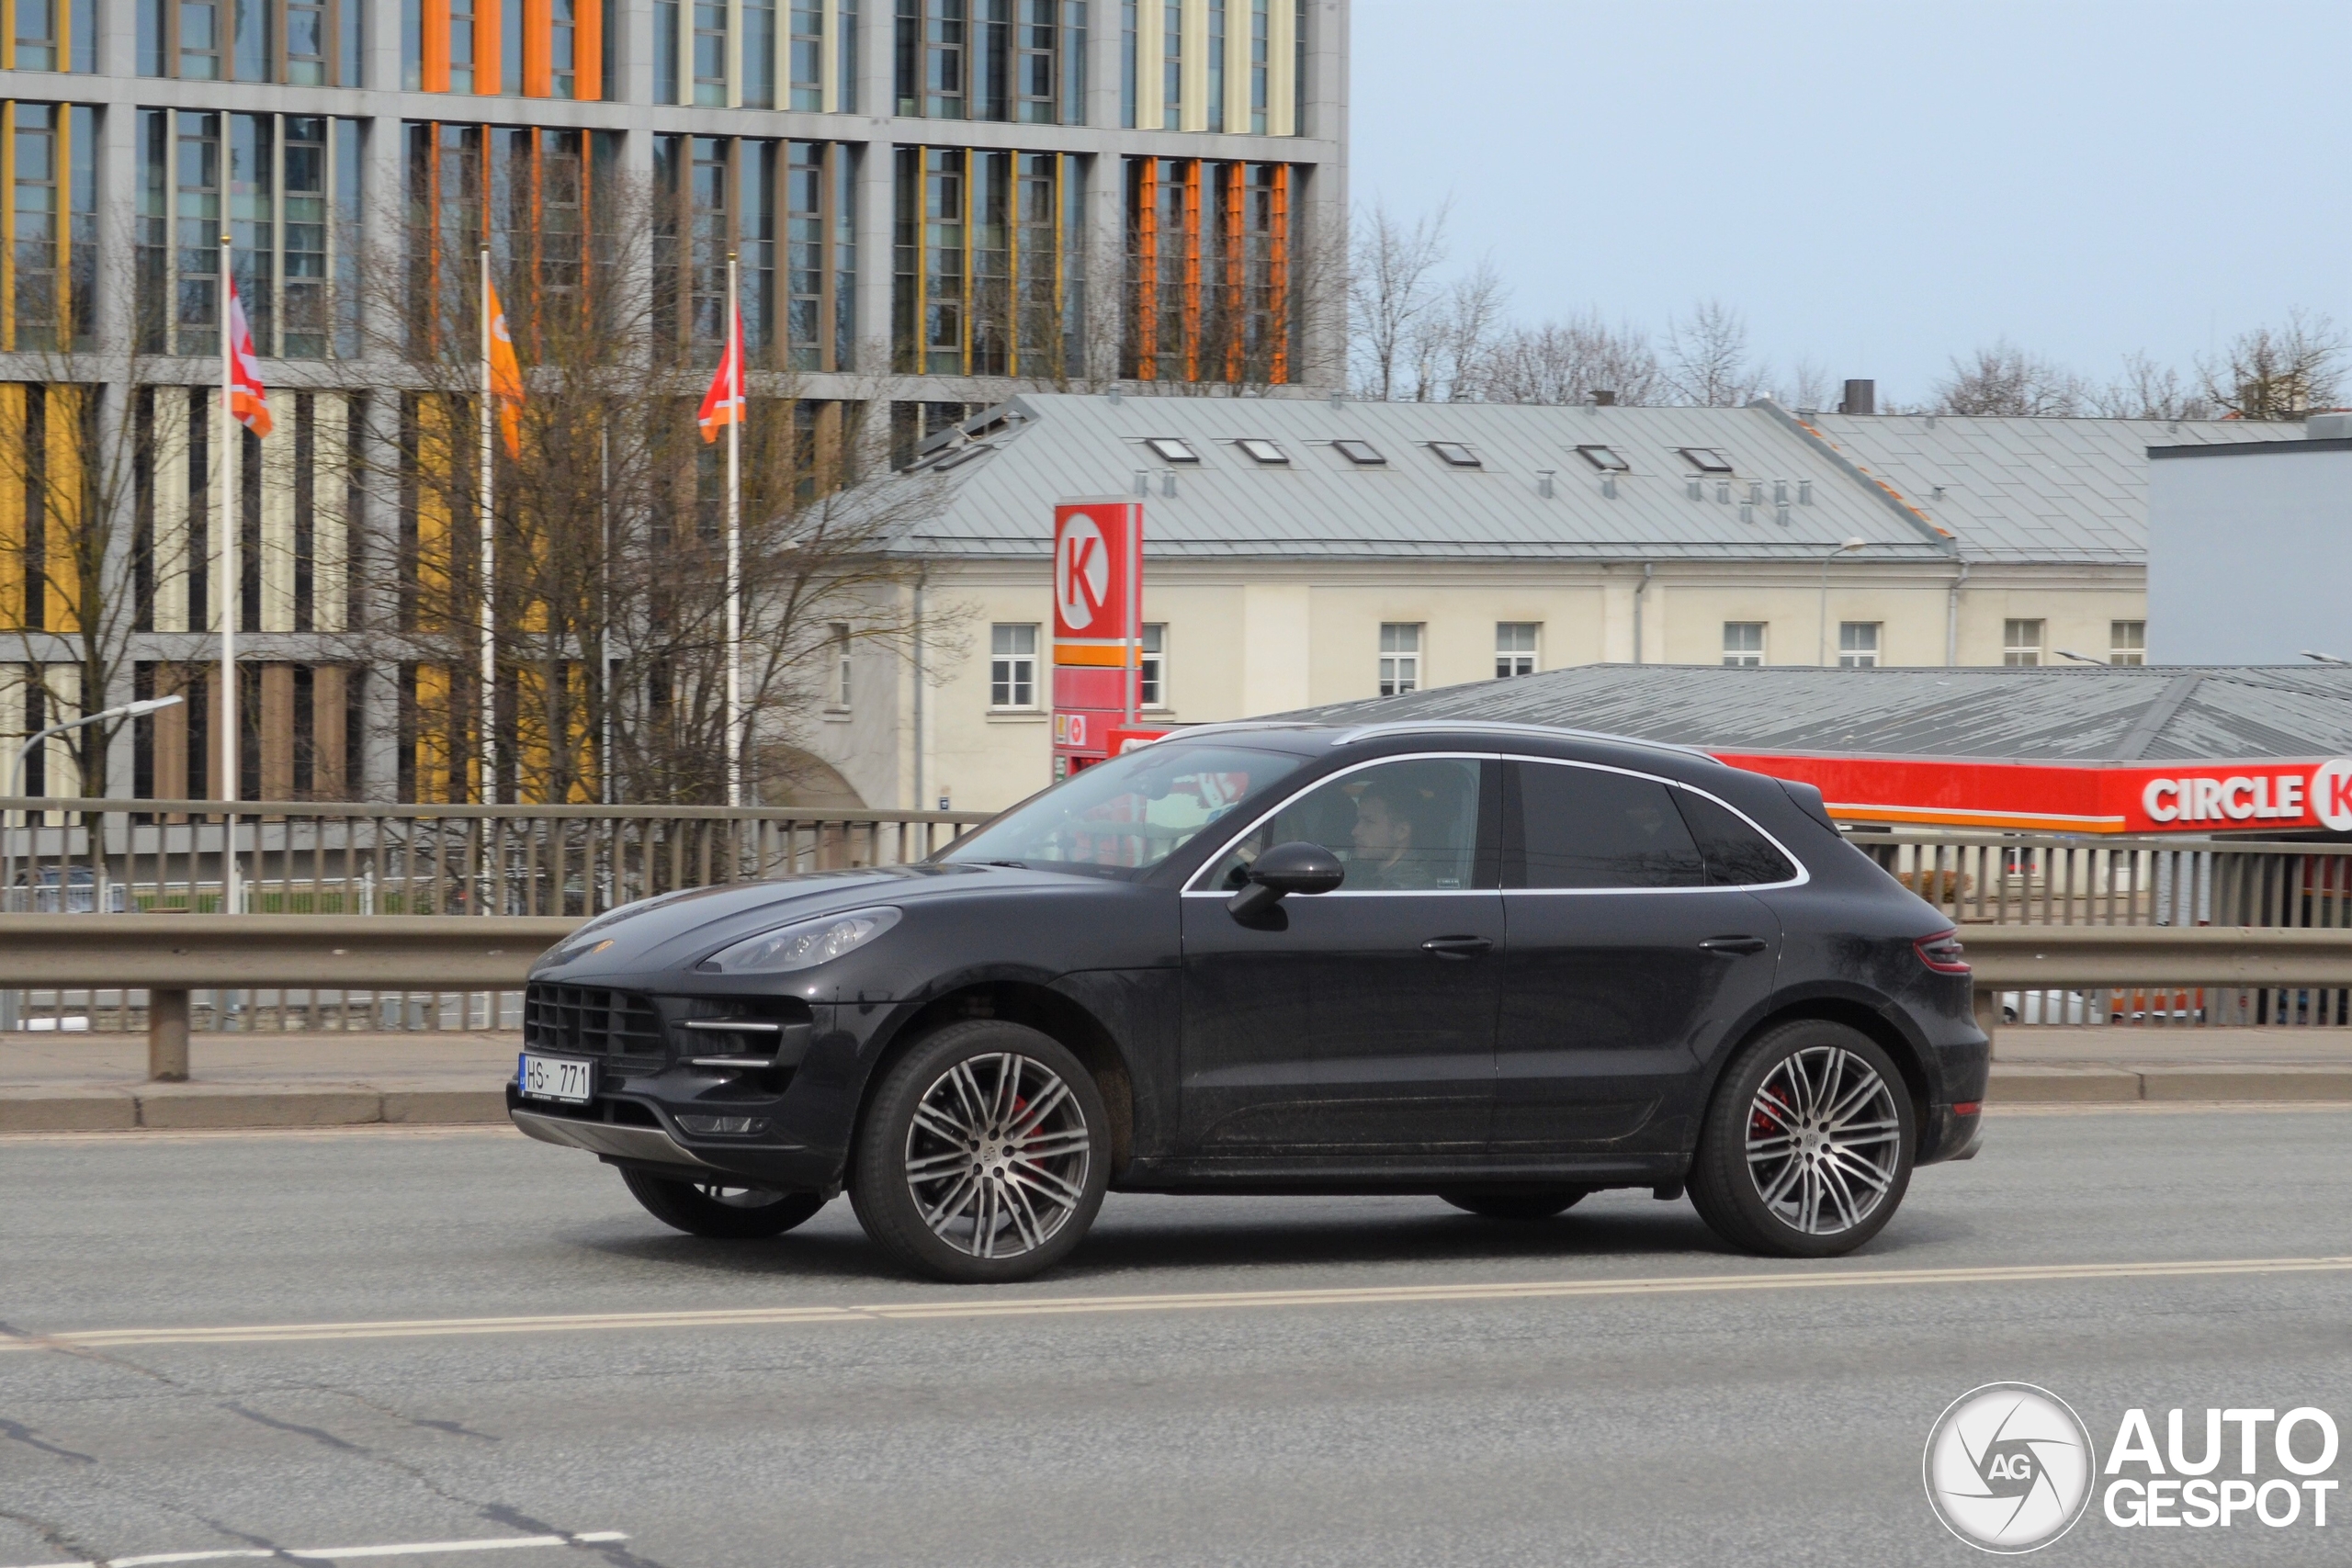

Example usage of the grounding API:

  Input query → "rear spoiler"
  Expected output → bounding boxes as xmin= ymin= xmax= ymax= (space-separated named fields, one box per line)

xmin=1778 ymin=778 xmax=1841 ymax=837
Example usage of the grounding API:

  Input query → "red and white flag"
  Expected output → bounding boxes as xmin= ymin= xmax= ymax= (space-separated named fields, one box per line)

xmin=224 ymin=276 xmax=272 ymax=438
xmin=697 ymin=304 xmax=745 ymax=443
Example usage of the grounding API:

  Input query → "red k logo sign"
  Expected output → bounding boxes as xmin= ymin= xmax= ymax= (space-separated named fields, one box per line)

xmin=1052 ymin=502 xmax=1138 ymax=642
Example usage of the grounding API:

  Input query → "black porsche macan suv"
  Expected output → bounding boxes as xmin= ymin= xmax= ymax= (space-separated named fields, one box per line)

xmin=509 ymin=721 xmax=1986 ymax=1282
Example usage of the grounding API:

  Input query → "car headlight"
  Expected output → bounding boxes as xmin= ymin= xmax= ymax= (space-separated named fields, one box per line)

xmin=697 ymin=907 xmax=902 ymax=974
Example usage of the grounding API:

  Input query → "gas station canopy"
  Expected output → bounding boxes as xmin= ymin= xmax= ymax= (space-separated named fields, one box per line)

xmin=1272 ymin=664 xmax=2352 ymax=837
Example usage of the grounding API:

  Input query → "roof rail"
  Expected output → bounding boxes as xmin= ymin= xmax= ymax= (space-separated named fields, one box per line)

xmin=1329 ymin=719 xmax=1716 ymax=759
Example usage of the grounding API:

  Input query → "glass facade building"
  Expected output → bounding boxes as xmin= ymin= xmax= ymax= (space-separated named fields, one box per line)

xmin=0 ymin=0 xmax=1344 ymax=802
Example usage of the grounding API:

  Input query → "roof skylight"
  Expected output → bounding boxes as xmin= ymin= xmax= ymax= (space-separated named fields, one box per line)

xmin=1236 ymin=438 xmax=1289 ymax=465
xmin=1333 ymin=439 xmax=1386 ymax=466
xmin=1145 ymin=437 xmax=1200 ymax=463
xmin=1678 ymin=447 xmax=1735 ymax=473
xmin=1577 ymin=445 xmax=1629 ymax=471
xmin=1429 ymin=441 xmax=1482 ymax=468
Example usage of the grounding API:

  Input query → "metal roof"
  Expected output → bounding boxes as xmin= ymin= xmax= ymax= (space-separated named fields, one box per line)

xmin=1272 ymin=663 xmax=2352 ymax=764
xmin=1801 ymin=410 xmax=2285 ymax=560
xmin=872 ymin=394 xmax=2293 ymax=566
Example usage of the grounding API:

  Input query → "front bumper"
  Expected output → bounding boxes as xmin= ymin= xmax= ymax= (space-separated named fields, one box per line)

xmin=510 ymin=1105 xmax=729 ymax=1172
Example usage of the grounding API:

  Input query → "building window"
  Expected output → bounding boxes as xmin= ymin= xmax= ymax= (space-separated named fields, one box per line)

xmin=895 ymin=146 xmax=1083 ymax=378
xmin=1723 ymin=622 xmax=1765 ymax=667
xmin=1159 ymin=0 xmax=1179 ymax=128
xmin=139 ymin=110 xmax=364 ymax=360
xmin=657 ymin=136 xmax=855 ymax=373
xmin=830 ymin=622 xmax=853 ymax=706
xmin=2 ymin=103 xmax=96 ymax=354
xmin=693 ymin=0 xmax=728 ymax=105
xmin=2110 ymin=620 xmax=2145 ymax=666
xmin=787 ymin=0 xmax=822 ymax=107
xmin=990 ymin=622 xmax=1038 ymax=707
xmin=1495 ymin=622 xmax=1538 ymax=678
xmin=1838 ymin=622 xmax=1881 ymax=669
xmin=2004 ymin=618 xmax=2044 ymax=668
xmin=7 ymin=0 xmax=99 ymax=73
xmin=1140 ymin=623 xmax=1166 ymax=707
xmin=1125 ymin=157 xmax=1295 ymax=387
xmin=899 ymin=0 xmax=1080 ymax=122
xmin=1378 ymin=623 xmax=1421 ymax=696
xmin=140 ymin=0 xmax=355 ymax=82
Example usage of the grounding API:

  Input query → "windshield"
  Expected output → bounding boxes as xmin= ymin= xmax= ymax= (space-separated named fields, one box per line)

xmin=940 ymin=743 xmax=1306 ymax=879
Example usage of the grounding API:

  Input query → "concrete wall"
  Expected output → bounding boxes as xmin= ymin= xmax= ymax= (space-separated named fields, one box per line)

xmin=2149 ymin=442 xmax=2352 ymax=664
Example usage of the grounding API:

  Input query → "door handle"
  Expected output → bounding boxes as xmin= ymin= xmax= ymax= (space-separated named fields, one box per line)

xmin=1699 ymin=935 xmax=1769 ymax=955
xmin=1422 ymin=935 xmax=1493 ymax=959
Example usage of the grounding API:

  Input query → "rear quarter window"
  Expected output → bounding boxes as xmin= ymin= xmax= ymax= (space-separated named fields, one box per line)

xmin=1672 ymin=789 xmax=1799 ymax=886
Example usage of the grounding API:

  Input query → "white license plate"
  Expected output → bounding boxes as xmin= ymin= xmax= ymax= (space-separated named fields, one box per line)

xmin=518 ymin=1053 xmax=596 ymax=1104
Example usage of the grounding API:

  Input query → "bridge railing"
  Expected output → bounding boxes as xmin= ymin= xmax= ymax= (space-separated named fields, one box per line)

xmin=1847 ymin=830 xmax=2352 ymax=930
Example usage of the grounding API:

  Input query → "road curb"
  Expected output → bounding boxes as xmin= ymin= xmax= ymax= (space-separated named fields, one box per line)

xmin=2 ymin=1069 xmax=2347 ymax=1131
xmin=1989 ymin=1064 xmax=2352 ymax=1103
xmin=0 ymin=1087 xmax=510 ymax=1133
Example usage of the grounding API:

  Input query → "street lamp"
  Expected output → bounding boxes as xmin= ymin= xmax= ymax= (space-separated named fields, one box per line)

xmin=1818 ymin=536 xmax=1870 ymax=667
xmin=5 ymin=694 xmax=185 ymax=907
xmin=2 ymin=694 xmax=182 ymax=1032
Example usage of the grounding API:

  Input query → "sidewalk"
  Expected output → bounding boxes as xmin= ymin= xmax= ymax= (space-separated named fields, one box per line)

xmin=4 ymin=1027 xmax=2349 ymax=1134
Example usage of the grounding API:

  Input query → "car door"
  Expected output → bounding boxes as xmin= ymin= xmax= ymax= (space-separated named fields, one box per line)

xmin=1177 ymin=755 xmax=1503 ymax=1157
xmin=1492 ymin=758 xmax=1789 ymax=1156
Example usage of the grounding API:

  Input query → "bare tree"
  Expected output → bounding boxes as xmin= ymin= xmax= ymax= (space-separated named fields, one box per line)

xmin=2087 ymin=352 xmax=2218 ymax=421
xmin=1408 ymin=258 xmax=1510 ymax=403
xmin=1347 ymin=200 xmax=1450 ymax=400
xmin=1772 ymin=355 xmax=1835 ymax=412
xmin=0 ymin=238 xmax=189 ymax=800
xmin=2199 ymin=310 xmax=2346 ymax=421
xmin=1460 ymin=312 xmax=1664 ymax=406
xmin=1664 ymin=299 xmax=1761 ymax=408
xmin=1933 ymin=342 xmax=2087 ymax=417
xmin=344 ymin=177 xmax=957 ymax=806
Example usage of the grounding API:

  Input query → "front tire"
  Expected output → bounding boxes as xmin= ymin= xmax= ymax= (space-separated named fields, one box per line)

xmin=850 ymin=1021 xmax=1110 ymax=1283
xmin=1688 ymin=1021 xmax=1915 ymax=1258
xmin=1439 ymin=1188 xmax=1589 ymax=1221
xmin=620 ymin=1168 xmax=828 ymax=1238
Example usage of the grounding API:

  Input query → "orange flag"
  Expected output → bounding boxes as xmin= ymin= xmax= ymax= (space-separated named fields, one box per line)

xmin=697 ymin=304 xmax=745 ymax=443
xmin=224 ymin=277 xmax=272 ymax=438
xmin=487 ymin=279 xmax=526 ymax=457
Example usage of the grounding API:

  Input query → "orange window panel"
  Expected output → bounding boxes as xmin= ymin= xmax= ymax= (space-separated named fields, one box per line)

xmin=1134 ymin=159 xmax=1159 ymax=378
xmin=477 ymin=0 xmax=503 ymax=94
xmin=523 ymin=0 xmax=551 ymax=96
xmin=1181 ymin=160 xmax=1201 ymax=383
xmin=1269 ymin=164 xmax=1290 ymax=385
xmin=1222 ymin=164 xmax=1244 ymax=382
xmin=574 ymin=0 xmax=602 ymax=100
xmin=423 ymin=0 xmax=451 ymax=91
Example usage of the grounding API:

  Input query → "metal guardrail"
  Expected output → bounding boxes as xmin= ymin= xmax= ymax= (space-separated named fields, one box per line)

xmin=0 ymin=914 xmax=583 ymax=1080
xmin=3 ymin=916 xmax=2348 ymax=1085
xmin=0 ymin=795 xmax=990 ymax=1033
xmin=1852 ymin=830 xmax=2352 ymax=929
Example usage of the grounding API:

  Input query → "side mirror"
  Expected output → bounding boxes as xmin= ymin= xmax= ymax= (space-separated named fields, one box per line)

xmin=1227 ymin=841 xmax=1345 ymax=920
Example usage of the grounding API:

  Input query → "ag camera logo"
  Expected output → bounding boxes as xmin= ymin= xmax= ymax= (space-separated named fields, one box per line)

xmin=1924 ymin=1382 xmax=2098 ymax=1552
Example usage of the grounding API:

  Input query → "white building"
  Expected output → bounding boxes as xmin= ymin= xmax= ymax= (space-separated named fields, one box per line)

xmin=2148 ymin=414 xmax=2352 ymax=664
xmin=810 ymin=392 xmax=2290 ymax=813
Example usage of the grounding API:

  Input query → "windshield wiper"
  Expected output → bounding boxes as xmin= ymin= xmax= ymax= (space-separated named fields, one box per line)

xmin=978 ymin=859 xmax=1027 ymax=869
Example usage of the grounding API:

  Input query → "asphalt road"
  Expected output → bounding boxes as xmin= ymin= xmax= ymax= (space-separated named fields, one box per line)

xmin=5 ymin=1108 xmax=2352 ymax=1567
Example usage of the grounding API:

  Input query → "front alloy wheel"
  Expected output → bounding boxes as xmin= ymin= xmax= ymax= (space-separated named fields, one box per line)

xmin=851 ymin=1021 xmax=1111 ymax=1282
xmin=1689 ymin=1021 xmax=1916 ymax=1258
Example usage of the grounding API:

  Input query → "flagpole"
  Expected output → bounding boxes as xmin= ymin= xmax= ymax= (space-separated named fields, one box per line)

xmin=219 ymin=234 xmax=240 ymax=914
xmin=725 ymin=253 xmax=743 ymax=808
xmin=478 ymin=247 xmax=497 ymax=806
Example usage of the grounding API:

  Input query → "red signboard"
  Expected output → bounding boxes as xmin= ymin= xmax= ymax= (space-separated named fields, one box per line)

xmin=1051 ymin=500 xmax=1144 ymax=778
xmin=1713 ymin=752 xmax=2352 ymax=835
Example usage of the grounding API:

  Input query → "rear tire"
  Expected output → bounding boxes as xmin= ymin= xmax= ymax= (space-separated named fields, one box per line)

xmin=850 ymin=1020 xmax=1110 ymax=1283
xmin=1438 ymin=1188 xmax=1589 ymax=1221
xmin=620 ymin=1168 xmax=827 ymax=1238
xmin=1688 ymin=1020 xmax=1915 ymax=1258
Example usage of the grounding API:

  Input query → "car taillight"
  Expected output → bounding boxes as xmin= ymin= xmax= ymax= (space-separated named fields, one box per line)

xmin=1916 ymin=931 xmax=1971 ymax=974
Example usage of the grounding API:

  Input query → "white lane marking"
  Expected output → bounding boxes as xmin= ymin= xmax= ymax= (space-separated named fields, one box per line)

xmin=4 ymin=1257 xmax=2347 ymax=1355
xmin=2 ymin=1531 xmax=627 ymax=1568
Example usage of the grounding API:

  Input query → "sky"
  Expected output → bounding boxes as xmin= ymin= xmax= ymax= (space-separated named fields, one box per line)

xmin=1349 ymin=0 xmax=2352 ymax=408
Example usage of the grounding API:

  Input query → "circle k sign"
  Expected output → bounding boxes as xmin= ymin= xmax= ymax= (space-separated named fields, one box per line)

xmin=1051 ymin=501 xmax=1139 ymax=643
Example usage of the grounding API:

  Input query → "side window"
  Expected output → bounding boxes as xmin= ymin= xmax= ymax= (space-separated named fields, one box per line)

xmin=1510 ymin=761 xmax=1703 ymax=889
xmin=1205 ymin=758 xmax=1487 ymax=893
xmin=1673 ymin=789 xmax=1798 ymax=886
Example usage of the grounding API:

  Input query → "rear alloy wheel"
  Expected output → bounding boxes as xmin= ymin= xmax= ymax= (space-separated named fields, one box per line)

xmin=1439 ymin=1188 xmax=1589 ymax=1221
xmin=620 ymin=1168 xmax=828 ymax=1238
xmin=850 ymin=1021 xmax=1110 ymax=1283
xmin=1689 ymin=1021 xmax=1915 ymax=1258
